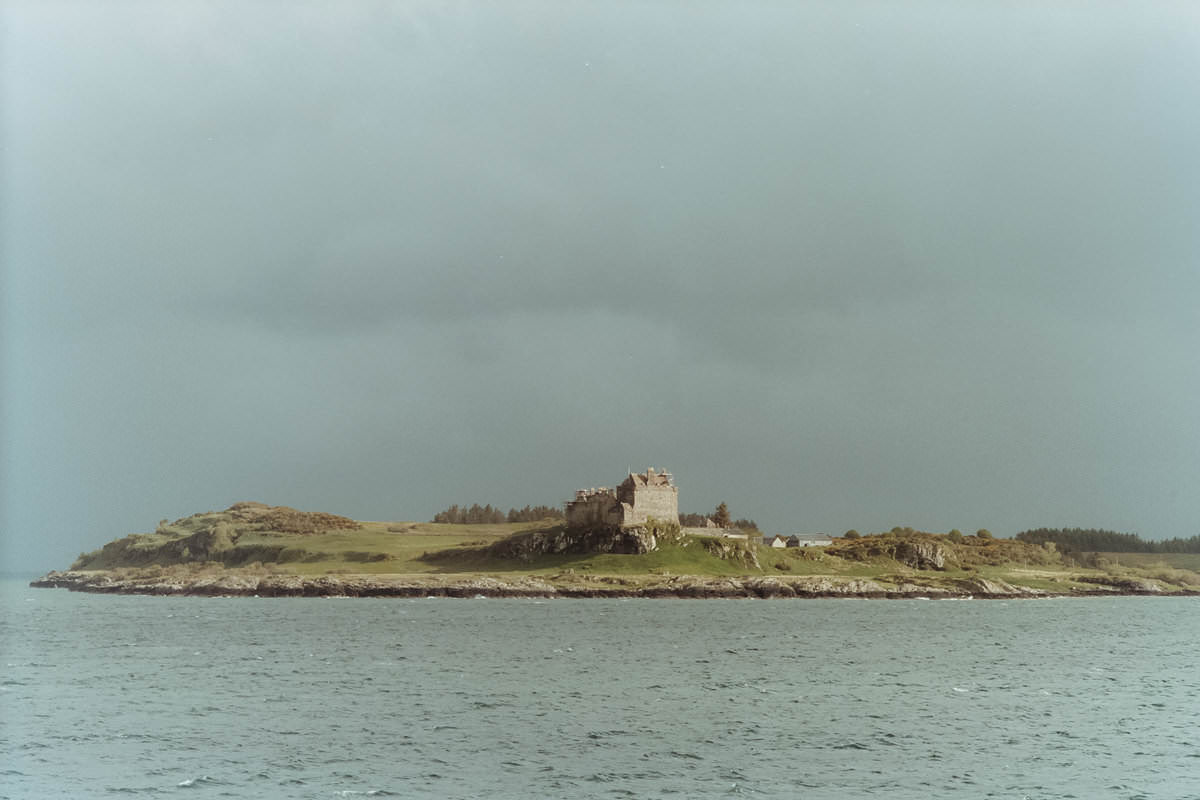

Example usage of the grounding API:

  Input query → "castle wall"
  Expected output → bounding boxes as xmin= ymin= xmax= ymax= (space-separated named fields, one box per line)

xmin=628 ymin=485 xmax=678 ymax=525
xmin=565 ymin=490 xmax=617 ymax=528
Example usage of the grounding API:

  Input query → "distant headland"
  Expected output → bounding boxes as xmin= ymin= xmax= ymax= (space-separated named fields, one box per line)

xmin=30 ymin=469 xmax=1200 ymax=599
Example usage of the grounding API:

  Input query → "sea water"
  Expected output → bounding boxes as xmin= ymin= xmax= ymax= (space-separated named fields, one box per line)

xmin=2 ymin=578 xmax=1198 ymax=799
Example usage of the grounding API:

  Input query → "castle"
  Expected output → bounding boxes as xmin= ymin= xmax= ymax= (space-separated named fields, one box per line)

xmin=565 ymin=468 xmax=679 ymax=528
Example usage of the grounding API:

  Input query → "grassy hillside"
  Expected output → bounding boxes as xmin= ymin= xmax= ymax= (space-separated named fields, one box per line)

xmin=419 ymin=535 xmax=759 ymax=577
xmin=66 ymin=504 xmax=1200 ymax=593
xmin=72 ymin=503 xmax=531 ymax=574
xmin=71 ymin=503 xmax=759 ymax=577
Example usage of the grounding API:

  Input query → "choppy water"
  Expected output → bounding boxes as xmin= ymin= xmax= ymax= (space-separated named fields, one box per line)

xmin=3 ymin=579 xmax=1199 ymax=799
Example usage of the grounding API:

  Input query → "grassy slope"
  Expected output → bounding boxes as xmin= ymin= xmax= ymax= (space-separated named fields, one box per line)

xmin=421 ymin=538 xmax=753 ymax=577
xmin=1092 ymin=552 xmax=1200 ymax=570
xmin=67 ymin=505 xmax=1200 ymax=592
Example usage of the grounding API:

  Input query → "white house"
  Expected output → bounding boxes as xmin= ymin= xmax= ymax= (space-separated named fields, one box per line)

xmin=787 ymin=535 xmax=833 ymax=548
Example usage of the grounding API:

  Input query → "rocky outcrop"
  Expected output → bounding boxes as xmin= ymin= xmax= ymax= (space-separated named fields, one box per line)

xmin=950 ymin=576 xmax=1044 ymax=596
xmin=1077 ymin=575 xmax=1162 ymax=594
xmin=894 ymin=540 xmax=946 ymax=570
xmin=699 ymin=538 xmax=762 ymax=570
xmin=485 ymin=524 xmax=669 ymax=562
xmin=827 ymin=535 xmax=949 ymax=571
xmin=29 ymin=570 xmax=564 ymax=598
xmin=31 ymin=569 xmax=1126 ymax=599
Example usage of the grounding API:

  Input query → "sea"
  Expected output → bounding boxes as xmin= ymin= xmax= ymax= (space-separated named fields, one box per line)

xmin=2 ymin=577 xmax=1198 ymax=799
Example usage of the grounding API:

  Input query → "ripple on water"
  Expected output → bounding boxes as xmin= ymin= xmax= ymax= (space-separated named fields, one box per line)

xmin=4 ymin=588 xmax=1200 ymax=799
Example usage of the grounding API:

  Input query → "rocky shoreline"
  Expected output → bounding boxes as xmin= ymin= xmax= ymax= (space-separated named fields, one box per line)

xmin=29 ymin=570 xmax=1183 ymax=599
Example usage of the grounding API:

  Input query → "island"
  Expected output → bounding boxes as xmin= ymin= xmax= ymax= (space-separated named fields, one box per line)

xmin=31 ymin=469 xmax=1200 ymax=599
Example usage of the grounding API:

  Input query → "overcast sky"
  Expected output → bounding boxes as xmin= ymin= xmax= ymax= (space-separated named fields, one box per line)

xmin=3 ymin=1 xmax=1199 ymax=572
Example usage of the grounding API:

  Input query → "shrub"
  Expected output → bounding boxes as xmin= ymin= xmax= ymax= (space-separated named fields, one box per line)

xmin=976 ymin=529 xmax=993 ymax=540
xmin=946 ymin=530 xmax=964 ymax=543
xmin=844 ymin=530 xmax=861 ymax=539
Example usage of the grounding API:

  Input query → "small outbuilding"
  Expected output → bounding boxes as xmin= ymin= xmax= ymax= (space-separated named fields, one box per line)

xmin=786 ymin=535 xmax=833 ymax=548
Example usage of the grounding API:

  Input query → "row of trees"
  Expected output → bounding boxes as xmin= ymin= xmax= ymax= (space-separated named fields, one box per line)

xmin=1016 ymin=527 xmax=1200 ymax=553
xmin=432 ymin=504 xmax=564 ymax=525
xmin=840 ymin=528 xmax=991 ymax=541
xmin=679 ymin=502 xmax=759 ymax=531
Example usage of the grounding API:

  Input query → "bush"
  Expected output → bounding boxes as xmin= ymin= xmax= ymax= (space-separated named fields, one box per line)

xmin=946 ymin=530 xmax=964 ymax=543
xmin=844 ymin=530 xmax=861 ymax=539
xmin=1145 ymin=568 xmax=1200 ymax=587
xmin=976 ymin=529 xmax=993 ymax=540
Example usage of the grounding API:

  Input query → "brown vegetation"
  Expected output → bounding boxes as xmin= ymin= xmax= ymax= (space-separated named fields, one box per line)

xmin=227 ymin=501 xmax=359 ymax=534
xmin=825 ymin=528 xmax=1063 ymax=570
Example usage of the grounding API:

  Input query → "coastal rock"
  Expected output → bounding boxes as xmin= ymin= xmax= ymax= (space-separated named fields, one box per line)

xmin=744 ymin=577 xmax=796 ymax=598
xmin=1077 ymin=575 xmax=1161 ymax=594
xmin=30 ymin=568 xmax=1177 ymax=600
xmin=787 ymin=577 xmax=890 ymax=596
xmin=952 ymin=576 xmax=1045 ymax=597
xmin=891 ymin=582 xmax=952 ymax=596
xmin=894 ymin=541 xmax=946 ymax=571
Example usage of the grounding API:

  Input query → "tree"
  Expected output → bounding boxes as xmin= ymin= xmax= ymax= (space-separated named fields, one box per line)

xmin=844 ymin=530 xmax=861 ymax=539
xmin=435 ymin=502 xmax=563 ymax=524
xmin=976 ymin=529 xmax=993 ymax=539
xmin=946 ymin=529 xmax=964 ymax=543
xmin=713 ymin=502 xmax=731 ymax=528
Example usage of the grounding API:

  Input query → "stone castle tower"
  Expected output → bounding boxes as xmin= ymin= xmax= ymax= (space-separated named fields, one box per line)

xmin=565 ymin=467 xmax=679 ymax=528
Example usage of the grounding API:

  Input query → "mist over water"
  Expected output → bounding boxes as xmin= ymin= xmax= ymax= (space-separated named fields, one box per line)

xmin=3 ymin=580 xmax=1198 ymax=799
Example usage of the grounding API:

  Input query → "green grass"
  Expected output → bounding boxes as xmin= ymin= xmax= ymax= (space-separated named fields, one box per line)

xmin=529 ymin=541 xmax=751 ymax=576
xmin=69 ymin=505 xmax=1200 ymax=594
xmin=415 ymin=537 xmax=756 ymax=576
xmin=1092 ymin=552 xmax=1200 ymax=570
xmin=72 ymin=516 xmax=534 ymax=573
xmin=241 ymin=521 xmax=532 ymax=575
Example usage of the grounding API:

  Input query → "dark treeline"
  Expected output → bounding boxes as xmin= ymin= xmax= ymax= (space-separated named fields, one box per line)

xmin=679 ymin=511 xmax=759 ymax=531
xmin=433 ymin=504 xmax=564 ymax=525
xmin=1016 ymin=528 xmax=1200 ymax=553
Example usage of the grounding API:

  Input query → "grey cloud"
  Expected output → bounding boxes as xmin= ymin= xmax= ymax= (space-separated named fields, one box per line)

xmin=4 ymin=1 xmax=1200 ymax=571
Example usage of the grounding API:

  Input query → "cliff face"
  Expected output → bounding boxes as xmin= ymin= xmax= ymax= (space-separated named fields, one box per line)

xmin=486 ymin=523 xmax=672 ymax=562
xmin=894 ymin=540 xmax=946 ymax=570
